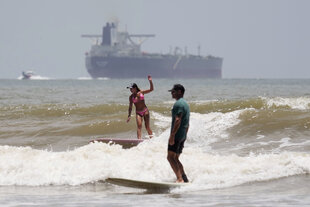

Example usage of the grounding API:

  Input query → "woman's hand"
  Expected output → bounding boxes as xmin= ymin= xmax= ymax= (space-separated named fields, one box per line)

xmin=148 ymin=75 xmax=152 ymax=81
xmin=127 ymin=116 xmax=131 ymax=123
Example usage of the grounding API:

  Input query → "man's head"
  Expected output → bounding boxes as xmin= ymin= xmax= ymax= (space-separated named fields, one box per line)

xmin=168 ymin=84 xmax=185 ymax=99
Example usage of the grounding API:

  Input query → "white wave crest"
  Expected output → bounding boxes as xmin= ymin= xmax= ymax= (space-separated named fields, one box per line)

xmin=152 ymin=109 xmax=248 ymax=147
xmin=264 ymin=97 xmax=310 ymax=110
xmin=0 ymin=143 xmax=309 ymax=191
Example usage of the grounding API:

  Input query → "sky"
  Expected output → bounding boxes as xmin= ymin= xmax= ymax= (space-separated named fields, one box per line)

xmin=0 ymin=0 xmax=309 ymax=79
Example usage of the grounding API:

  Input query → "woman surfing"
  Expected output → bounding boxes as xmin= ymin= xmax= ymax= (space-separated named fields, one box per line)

xmin=127 ymin=75 xmax=154 ymax=139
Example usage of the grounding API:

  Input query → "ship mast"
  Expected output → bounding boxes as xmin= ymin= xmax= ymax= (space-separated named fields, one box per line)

xmin=82 ymin=23 xmax=155 ymax=48
xmin=127 ymin=34 xmax=155 ymax=46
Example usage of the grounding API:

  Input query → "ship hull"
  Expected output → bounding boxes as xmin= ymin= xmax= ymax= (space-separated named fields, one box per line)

xmin=86 ymin=55 xmax=222 ymax=79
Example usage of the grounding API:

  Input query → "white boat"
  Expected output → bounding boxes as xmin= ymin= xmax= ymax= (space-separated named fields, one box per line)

xmin=22 ymin=71 xmax=35 ymax=80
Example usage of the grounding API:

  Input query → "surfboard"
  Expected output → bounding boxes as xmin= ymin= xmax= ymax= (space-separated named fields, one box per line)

xmin=106 ymin=177 xmax=188 ymax=190
xmin=90 ymin=138 xmax=145 ymax=148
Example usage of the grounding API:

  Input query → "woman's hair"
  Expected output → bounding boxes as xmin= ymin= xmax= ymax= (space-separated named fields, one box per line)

xmin=128 ymin=83 xmax=140 ymax=92
xmin=134 ymin=84 xmax=141 ymax=92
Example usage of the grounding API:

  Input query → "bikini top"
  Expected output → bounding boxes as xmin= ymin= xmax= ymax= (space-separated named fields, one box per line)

xmin=132 ymin=93 xmax=144 ymax=103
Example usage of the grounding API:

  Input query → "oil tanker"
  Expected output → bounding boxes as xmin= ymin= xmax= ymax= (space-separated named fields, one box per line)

xmin=82 ymin=22 xmax=223 ymax=79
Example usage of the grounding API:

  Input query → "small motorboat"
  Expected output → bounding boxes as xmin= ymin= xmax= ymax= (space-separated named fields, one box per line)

xmin=22 ymin=71 xmax=35 ymax=80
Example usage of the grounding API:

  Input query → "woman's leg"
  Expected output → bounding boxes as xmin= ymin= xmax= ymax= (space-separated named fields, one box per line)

xmin=136 ymin=114 xmax=143 ymax=139
xmin=144 ymin=111 xmax=153 ymax=138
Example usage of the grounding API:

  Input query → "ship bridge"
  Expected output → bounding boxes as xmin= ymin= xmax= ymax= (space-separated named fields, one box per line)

xmin=82 ymin=22 xmax=155 ymax=56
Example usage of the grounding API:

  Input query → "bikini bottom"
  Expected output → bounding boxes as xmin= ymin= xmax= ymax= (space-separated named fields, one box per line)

xmin=136 ymin=107 xmax=148 ymax=117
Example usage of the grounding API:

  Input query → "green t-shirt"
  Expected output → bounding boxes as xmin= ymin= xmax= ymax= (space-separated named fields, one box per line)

xmin=171 ymin=98 xmax=190 ymax=140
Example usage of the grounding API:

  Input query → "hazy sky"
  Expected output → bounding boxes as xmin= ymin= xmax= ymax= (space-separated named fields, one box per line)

xmin=0 ymin=0 xmax=309 ymax=79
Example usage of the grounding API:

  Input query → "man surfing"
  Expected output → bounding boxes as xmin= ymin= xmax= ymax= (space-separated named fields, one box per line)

xmin=167 ymin=84 xmax=190 ymax=183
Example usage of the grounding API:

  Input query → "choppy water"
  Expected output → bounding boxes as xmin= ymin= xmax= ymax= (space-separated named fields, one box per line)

xmin=1 ymin=79 xmax=310 ymax=206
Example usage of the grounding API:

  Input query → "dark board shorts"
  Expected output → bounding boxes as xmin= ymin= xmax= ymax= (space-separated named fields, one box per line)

xmin=168 ymin=138 xmax=186 ymax=154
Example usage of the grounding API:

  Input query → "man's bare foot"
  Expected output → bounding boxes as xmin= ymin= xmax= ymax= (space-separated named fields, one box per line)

xmin=176 ymin=179 xmax=184 ymax=183
xmin=182 ymin=174 xmax=189 ymax=183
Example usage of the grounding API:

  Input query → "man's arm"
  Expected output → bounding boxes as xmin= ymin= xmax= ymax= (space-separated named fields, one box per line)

xmin=169 ymin=113 xmax=182 ymax=145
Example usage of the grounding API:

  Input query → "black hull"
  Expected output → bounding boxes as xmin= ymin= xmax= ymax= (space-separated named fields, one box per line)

xmin=86 ymin=55 xmax=223 ymax=79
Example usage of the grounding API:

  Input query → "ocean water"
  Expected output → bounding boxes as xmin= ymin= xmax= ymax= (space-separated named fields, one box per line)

xmin=0 ymin=79 xmax=310 ymax=206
